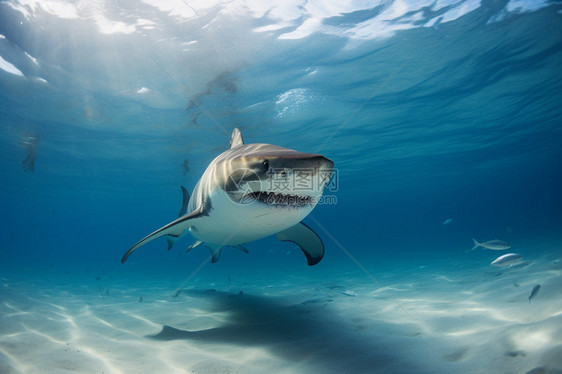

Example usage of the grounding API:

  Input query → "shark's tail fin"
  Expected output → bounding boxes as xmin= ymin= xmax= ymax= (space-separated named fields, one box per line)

xmin=471 ymin=238 xmax=480 ymax=251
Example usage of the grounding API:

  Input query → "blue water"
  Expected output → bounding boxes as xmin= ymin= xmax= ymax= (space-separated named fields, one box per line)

xmin=2 ymin=1 xmax=561 ymax=274
xmin=1 ymin=1 xmax=562 ymax=372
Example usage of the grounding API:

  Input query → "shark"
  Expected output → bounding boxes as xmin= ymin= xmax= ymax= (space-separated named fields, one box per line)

xmin=121 ymin=128 xmax=334 ymax=266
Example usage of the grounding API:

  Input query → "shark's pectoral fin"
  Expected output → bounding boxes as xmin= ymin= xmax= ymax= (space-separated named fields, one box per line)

xmin=121 ymin=208 xmax=204 ymax=263
xmin=275 ymin=222 xmax=324 ymax=266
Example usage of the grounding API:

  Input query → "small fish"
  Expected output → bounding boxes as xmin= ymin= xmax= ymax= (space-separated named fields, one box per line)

xmin=471 ymin=238 xmax=511 ymax=251
xmin=528 ymin=284 xmax=541 ymax=304
xmin=491 ymin=253 xmax=523 ymax=267
xmin=139 ymin=296 xmax=143 ymax=303
xmin=341 ymin=290 xmax=357 ymax=297
xmin=442 ymin=218 xmax=453 ymax=225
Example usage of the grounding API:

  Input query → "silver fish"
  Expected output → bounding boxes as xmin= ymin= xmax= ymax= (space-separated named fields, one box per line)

xmin=471 ymin=238 xmax=511 ymax=251
xmin=490 ymin=253 xmax=523 ymax=267
xmin=529 ymin=284 xmax=541 ymax=304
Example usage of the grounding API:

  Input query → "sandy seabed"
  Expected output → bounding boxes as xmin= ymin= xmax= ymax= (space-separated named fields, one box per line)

xmin=1 ymin=249 xmax=562 ymax=374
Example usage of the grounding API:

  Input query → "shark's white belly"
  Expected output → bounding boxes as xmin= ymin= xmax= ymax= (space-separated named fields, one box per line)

xmin=188 ymin=190 xmax=312 ymax=245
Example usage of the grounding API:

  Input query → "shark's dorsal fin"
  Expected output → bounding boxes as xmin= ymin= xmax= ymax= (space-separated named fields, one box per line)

xmin=230 ymin=128 xmax=244 ymax=149
xmin=121 ymin=208 xmax=204 ymax=263
xmin=166 ymin=186 xmax=191 ymax=251
xmin=275 ymin=222 xmax=324 ymax=266
xmin=178 ymin=186 xmax=190 ymax=217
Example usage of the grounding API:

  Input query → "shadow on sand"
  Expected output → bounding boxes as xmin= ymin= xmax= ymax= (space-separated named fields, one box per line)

xmin=147 ymin=289 xmax=418 ymax=373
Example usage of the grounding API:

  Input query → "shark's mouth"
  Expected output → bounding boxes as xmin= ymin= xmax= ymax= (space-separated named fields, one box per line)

xmin=245 ymin=191 xmax=312 ymax=207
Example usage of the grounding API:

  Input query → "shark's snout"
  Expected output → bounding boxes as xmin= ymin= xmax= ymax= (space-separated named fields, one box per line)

xmin=266 ymin=153 xmax=333 ymax=171
xmin=224 ymin=152 xmax=334 ymax=209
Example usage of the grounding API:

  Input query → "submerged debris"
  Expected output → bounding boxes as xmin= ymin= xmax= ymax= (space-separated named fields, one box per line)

xmin=20 ymin=133 xmax=40 ymax=172
xmin=189 ymin=71 xmax=237 ymax=109
xmin=506 ymin=350 xmax=526 ymax=357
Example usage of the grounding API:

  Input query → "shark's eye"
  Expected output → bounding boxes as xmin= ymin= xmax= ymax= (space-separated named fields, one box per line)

xmin=262 ymin=160 xmax=269 ymax=170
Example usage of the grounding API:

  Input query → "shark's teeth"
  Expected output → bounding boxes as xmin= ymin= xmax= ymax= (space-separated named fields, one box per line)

xmin=246 ymin=191 xmax=312 ymax=207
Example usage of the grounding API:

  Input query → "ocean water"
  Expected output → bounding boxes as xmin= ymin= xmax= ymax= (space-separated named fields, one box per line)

xmin=1 ymin=1 xmax=562 ymax=373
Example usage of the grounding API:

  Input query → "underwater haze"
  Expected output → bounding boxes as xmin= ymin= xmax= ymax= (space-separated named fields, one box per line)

xmin=1 ymin=0 xmax=562 ymax=373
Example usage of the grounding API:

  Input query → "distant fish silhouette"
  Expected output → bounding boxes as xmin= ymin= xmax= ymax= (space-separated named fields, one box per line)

xmin=20 ymin=134 xmax=40 ymax=172
xmin=471 ymin=238 xmax=511 ymax=251
xmin=491 ymin=253 xmax=522 ymax=267
xmin=528 ymin=284 xmax=541 ymax=304
xmin=442 ymin=218 xmax=453 ymax=225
